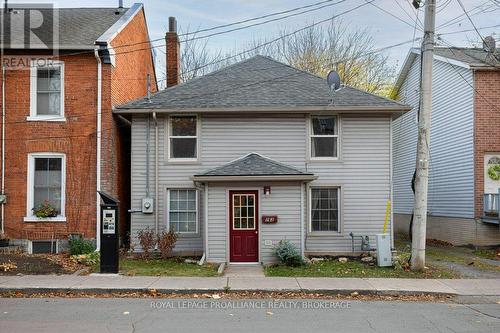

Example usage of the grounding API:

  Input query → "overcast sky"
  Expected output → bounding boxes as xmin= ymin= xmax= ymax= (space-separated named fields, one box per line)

xmin=9 ymin=0 xmax=500 ymax=79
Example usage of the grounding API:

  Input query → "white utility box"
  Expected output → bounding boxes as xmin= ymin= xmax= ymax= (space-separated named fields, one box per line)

xmin=376 ymin=233 xmax=392 ymax=267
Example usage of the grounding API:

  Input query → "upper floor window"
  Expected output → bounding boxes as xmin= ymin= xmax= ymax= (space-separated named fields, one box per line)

xmin=25 ymin=153 xmax=66 ymax=221
xmin=310 ymin=116 xmax=338 ymax=159
xmin=29 ymin=61 xmax=64 ymax=121
xmin=168 ymin=115 xmax=198 ymax=160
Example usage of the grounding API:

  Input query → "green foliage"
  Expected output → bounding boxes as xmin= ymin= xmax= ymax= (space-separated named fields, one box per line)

xmin=32 ymin=200 xmax=58 ymax=218
xmin=72 ymin=251 xmax=100 ymax=266
xmin=272 ymin=240 xmax=304 ymax=267
xmin=68 ymin=238 xmax=95 ymax=255
xmin=488 ymin=164 xmax=500 ymax=181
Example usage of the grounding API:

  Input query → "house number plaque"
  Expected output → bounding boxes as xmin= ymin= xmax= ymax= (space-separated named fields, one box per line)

xmin=262 ymin=215 xmax=278 ymax=224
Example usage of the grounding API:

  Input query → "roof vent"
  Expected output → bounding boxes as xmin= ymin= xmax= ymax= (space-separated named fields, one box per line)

xmin=483 ymin=36 xmax=496 ymax=53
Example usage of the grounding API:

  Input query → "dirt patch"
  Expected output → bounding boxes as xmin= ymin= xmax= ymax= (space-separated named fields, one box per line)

xmin=0 ymin=290 xmax=455 ymax=302
xmin=0 ymin=253 xmax=88 ymax=275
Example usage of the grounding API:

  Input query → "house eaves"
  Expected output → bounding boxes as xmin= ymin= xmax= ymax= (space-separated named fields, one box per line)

xmin=95 ymin=3 xmax=144 ymax=45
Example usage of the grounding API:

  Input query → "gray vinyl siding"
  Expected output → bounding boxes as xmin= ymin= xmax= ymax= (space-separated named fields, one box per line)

xmin=305 ymin=116 xmax=391 ymax=253
xmin=131 ymin=114 xmax=392 ymax=261
xmin=392 ymin=56 xmax=474 ymax=218
xmin=207 ymin=182 xmax=302 ymax=263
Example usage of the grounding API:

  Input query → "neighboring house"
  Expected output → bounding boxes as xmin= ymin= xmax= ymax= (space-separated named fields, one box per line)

xmin=115 ymin=22 xmax=410 ymax=264
xmin=392 ymin=39 xmax=500 ymax=246
xmin=0 ymin=3 xmax=157 ymax=252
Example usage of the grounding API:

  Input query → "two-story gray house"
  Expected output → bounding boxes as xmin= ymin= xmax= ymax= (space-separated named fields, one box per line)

xmin=116 ymin=55 xmax=410 ymax=264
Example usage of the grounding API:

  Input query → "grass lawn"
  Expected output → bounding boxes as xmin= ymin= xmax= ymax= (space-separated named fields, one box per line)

xmin=473 ymin=248 xmax=500 ymax=261
xmin=264 ymin=259 xmax=458 ymax=278
xmin=119 ymin=257 xmax=219 ymax=277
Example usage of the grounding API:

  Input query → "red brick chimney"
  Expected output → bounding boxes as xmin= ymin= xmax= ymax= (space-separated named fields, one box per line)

xmin=166 ymin=17 xmax=180 ymax=87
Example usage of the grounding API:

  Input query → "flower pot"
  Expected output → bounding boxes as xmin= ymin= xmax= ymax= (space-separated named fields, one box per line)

xmin=0 ymin=239 xmax=9 ymax=247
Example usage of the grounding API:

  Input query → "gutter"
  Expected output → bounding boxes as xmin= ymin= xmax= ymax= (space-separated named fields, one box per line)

xmin=191 ymin=175 xmax=318 ymax=182
xmin=113 ymin=105 xmax=412 ymax=114
xmin=94 ymin=49 xmax=102 ymax=250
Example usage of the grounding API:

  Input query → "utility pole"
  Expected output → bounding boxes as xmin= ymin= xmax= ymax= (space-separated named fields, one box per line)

xmin=411 ymin=0 xmax=436 ymax=271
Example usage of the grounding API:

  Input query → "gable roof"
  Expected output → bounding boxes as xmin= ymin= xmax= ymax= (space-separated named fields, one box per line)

xmin=192 ymin=153 xmax=316 ymax=182
xmin=392 ymin=47 xmax=500 ymax=98
xmin=116 ymin=55 xmax=409 ymax=113
xmin=0 ymin=3 xmax=143 ymax=50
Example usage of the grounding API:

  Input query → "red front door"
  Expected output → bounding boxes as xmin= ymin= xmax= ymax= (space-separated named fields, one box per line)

xmin=229 ymin=190 xmax=259 ymax=262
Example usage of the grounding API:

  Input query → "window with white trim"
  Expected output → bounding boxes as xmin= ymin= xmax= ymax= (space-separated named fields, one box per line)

xmin=168 ymin=116 xmax=198 ymax=160
xmin=27 ymin=154 xmax=66 ymax=219
xmin=310 ymin=116 xmax=338 ymax=158
xmin=30 ymin=61 xmax=64 ymax=119
xmin=168 ymin=189 xmax=197 ymax=233
xmin=310 ymin=187 xmax=339 ymax=232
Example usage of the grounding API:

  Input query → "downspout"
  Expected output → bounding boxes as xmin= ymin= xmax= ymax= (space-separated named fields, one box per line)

xmin=94 ymin=49 xmax=102 ymax=250
xmin=204 ymin=183 xmax=209 ymax=259
xmin=390 ymin=117 xmax=394 ymax=248
xmin=1 ymin=64 xmax=5 ymax=235
xmin=152 ymin=111 xmax=159 ymax=236
xmin=300 ymin=182 xmax=305 ymax=259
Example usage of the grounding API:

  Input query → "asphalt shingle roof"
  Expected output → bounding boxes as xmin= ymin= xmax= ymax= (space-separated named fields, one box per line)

xmin=1 ymin=7 xmax=128 ymax=48
xmin=195 ymin=153 xmax=313 ymax=177
xmin=118 ymin=55 xmax=408 ymax=110
xmin=434 ymin=47 xmax=500 ymax=67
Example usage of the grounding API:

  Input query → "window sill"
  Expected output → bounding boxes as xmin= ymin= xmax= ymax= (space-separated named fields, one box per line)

xmin=307 ymin=231 xmax=342 ymax=237
xmin=26 ymin=116 xmax=66 ymax=122
xmin=24 ymin=216 xmax=67 ymax=223
xmin=307 ymin=158 xmax=341 ymax=163
xmin=166 ymin=159 xmax=200 ymax=165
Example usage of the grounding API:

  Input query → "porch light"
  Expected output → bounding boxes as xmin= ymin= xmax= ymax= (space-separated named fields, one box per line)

xmin=263 ymin=186 xmax=271 ymax=196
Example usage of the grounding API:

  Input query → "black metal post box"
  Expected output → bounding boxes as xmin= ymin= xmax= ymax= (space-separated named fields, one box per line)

xmin=98 ymin=191 xmax=120 ymax=273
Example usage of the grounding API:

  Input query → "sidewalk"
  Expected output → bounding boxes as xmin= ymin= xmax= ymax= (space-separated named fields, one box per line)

xmin=1 ymin=275 xmax=500 ymax=296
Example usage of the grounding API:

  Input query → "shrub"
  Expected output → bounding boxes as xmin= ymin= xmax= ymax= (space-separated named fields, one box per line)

xmin=137 ymin=227 xmax=156 ymax=258
xmin=272 ymin=240 xmax=304 ymax=266
xmin=68 ymin=237 xmax=95 ymax=255
xmin=72 ymin=251 xmax=100 ymax=266
xmin=157 ymin=230 xmax=178 ymax=259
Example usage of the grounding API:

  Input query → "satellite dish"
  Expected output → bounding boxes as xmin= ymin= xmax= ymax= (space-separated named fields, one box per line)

xmin=327 ymin=70 xmax=341 ymax=91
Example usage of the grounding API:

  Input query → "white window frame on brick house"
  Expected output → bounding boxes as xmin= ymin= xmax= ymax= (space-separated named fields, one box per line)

xmin=166 ymin=114 xmax=200 ymax=163
xmin=28 ymin=60 xmax=65 ymax=121
xmin=24 ymin=153 xmax=67 ymax=222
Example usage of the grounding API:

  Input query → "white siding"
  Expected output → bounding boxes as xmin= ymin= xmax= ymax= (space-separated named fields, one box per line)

xmin=131 ymin=114 xmax=392 ymax=262
xmin=393 ymin=57 xmax=474 ymax=218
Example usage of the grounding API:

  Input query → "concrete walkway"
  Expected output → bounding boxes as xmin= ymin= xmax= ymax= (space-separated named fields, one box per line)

xmin=1 ymin=275 xmax=500 ymax=296
xmin=223 ymin=264 xmax=265 ymax=277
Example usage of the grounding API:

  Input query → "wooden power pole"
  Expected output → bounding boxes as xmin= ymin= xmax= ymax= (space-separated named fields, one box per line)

xmin=411 ymin=0 xmax=436 ymax=271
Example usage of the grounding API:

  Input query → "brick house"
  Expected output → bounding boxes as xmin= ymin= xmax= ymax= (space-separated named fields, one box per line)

xmin=0 ymin=3 xmax=157 ymax=252
xmin=392 ymin=38 xmax=500 ymax=246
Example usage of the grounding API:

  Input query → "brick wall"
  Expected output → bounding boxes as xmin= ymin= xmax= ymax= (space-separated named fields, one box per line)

xmin=0 ymin=54 xmax=98 ymax=240
xmin=0 ymin=8 xmax=157 ymax=244
xmin=474 ymin=69 xmax=500 ymax=218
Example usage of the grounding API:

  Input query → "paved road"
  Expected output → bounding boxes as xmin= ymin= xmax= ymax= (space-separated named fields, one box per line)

xmin=1 ymin=298 xmax=499 ymax=332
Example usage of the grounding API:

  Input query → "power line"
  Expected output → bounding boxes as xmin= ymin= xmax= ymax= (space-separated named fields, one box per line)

xmin=179 ymin=0 xmax=347 ymax=37
xmin=1 ymin=36 xmax=420 ymax=128
xmin=455 ymin=0 xmax=487 ymax=45
xmin=363 ymin=0 xmax=423 ymax=31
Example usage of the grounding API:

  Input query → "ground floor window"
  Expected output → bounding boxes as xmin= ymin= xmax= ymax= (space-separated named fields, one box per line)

xmin=27 ymin=153 xmax=66 ymax=219
xmin=310 ymin=187 xmax=340 ymax=232
xmin=168 ymin=189 xmax=198 ymax=233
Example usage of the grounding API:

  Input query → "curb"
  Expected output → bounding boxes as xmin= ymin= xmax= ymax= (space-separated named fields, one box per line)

xmin=0 ymin=287 xmax=458 ymax=297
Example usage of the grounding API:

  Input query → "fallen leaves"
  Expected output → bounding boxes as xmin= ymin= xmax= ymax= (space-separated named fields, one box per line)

xmin=0 ymin=261 xmax=17 ymax=272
